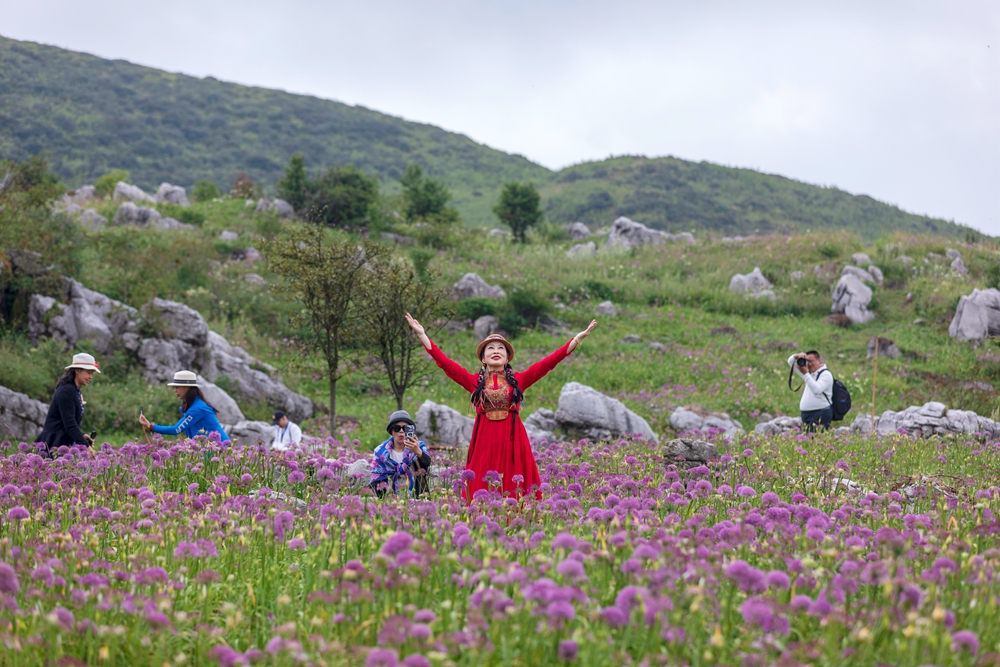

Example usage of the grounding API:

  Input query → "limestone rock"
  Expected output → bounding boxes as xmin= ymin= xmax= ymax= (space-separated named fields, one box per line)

xmin=473 ymin=315 xmax=501 ymax=340
xmin=113 ymin=202 xmax=162 ymax=227
xmin=199 ymin=377 xmax=246 ymax=425
xmin=414 ymin=400 xmax=474 ymax=450
xmin=523 ymin=408 xmax=560 ymax=444
xmin=951 ymin=256 xmax=969 ymax=275
xmin=243 ymin=273 xmax=267 ymax=286
xmin=452 ymin=273 xmax=506 ymax=299
xmin=669 ymin=405 xmax=743 ymax=438
xmin=848 ymin=401 xmax=1000 ymax=439
xmin=28 ymin=279 xmax=138 ymax=354
xmin=112 ymin=182 xmax=154 ymax=203
xmin=867 ymin=336 xmax=901 ymax=359
xmin=137 ymin=338 xmax=198 ymax=383
xmin=867 ymin=265 xmax=884 ymax=285
xmin=565 ymin=222 xmax=591 ymax=240
xmin=621 ymin=334 xmax=641 ymax=344
xmin=595 ymin=301 xmax=617 ymax=317
xmin=0 ymin=385 xmax=49 ymax=443
xmin=647 ymin=342 xmax=667 ymax=351
xmin=567 ymin=242 xmax=597 ymax=258
xmin=155 ymin=183 xmax=190 ymax=206
xmin=141 ymin=298 xmax=209 ymax=347
xmin=831 ymin=274 xmax=874 ymax=324
xmin=790 ymin=270 xmax=804 ymax=282
xmin=78 ymin=209 xmax=108 ymax=230
xmin=754 ymin=415 xmax=803 ymax=436
xmin=949 ymin=288 xmax=1000 ymax=342
xmin=729 ymin=267 xmax=774 ymax=299
xmin=852 ymin=252 xmax=872 ymax=266
xmin=219 ymin=230 xmax=239 ymax=241
xmin=605 ymin=216 xmax=693 ymax=250
xmin=62 ymin=203 xmax=84 ymax=216
xmin=662 ymin=438 xmax=719 ymax=468
xmin=253 ymin=198 xmax=294 ymax=218
xmin=945 ymin=248 xmax=962 ymax=260
xmin=62 ymin=185 xmax=96 ymax=205
xmin=555 ymin=382 xmax=658 ymax=443
xmin=841 ymin=265 xmax=877 ymax=284
xmin=219 ymin=420 xmax=270 ymax=445
xmin=347 ymin=459 xmax=371 ymax=477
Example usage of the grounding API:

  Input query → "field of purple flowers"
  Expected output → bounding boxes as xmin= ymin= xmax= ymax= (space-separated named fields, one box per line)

xmin=1 ymin=429 xmax=998 ymax=666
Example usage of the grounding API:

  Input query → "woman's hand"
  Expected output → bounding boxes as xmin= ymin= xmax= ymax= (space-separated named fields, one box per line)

xmin=569 ymin=319 xmax=597 ymax=352
xmin=404 ymin=435 xmax=421 ymax=456
xmin=405 ymin=312 xmax=432 ymax=350
xmin=139 ymin=414 xmax=152 ymax=430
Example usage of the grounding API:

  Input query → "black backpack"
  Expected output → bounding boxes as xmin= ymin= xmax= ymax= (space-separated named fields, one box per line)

xmin=818 ymin=369 xmax=852 ymax=421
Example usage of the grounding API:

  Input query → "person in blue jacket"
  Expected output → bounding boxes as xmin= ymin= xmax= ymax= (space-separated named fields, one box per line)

xmin=138 ymin=370 xmax=230 ymax=442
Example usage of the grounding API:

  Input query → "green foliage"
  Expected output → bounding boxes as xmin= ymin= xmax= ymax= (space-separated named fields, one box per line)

xmin=494 ymin=182 xmax=543 ymax=243
xmin=498 ymin=289 xmax=549 ymax=335
xmin=817 ymin=242 xmax=840 ymax=259
xmin=230 ymin=173 xmax=255 ymax=199
xmin=303 ymin=165 xmax=379 ymax=230
xmin=191 ymin=179 xmax=221 ymax=202
xmin=986 ymin=265 xmax=1000 ymax=290
xmin=408 ymin=247 xmax=435 ymax=281
xmin=158 ymin=203 xmax=205 ymax=226
xmin=399 ymin=163 xmax=458 ymax=225
xmin=456 ymin=298 xmax=496 ymax=321
xmin=93 ymin=169 xmax=130 ymax=198
xmin=277 ymin=153 xmax=308 ymax=212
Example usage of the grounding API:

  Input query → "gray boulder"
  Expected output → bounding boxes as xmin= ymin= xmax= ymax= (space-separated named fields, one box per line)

xmin=414 ymin=400 xmax=474 ymax=450
xmin=453 ymin=273 xmax=506 ymax=299
xmin=831 ymin=274 xmax=874 ymax=324
xmin=952 ymin=256 xmax=969 ymax=275
xmin=662 ymin=438 xmax=719 ymax=468
xmin=523 ymin=408 xmax=560 ymax=444
xmin=867 ymin=265 xmax=884 ymax=285
xmin=78 ymin=209 xmax=108 ymax=230
xmin=595 ymin=301 xmax=617 ymax=316
xmin=851 ymin=252 xmax=872 ymax=266
xmin=473 ymin=315 xmax=501 ymax=340
xmin=945 ymin=248 xmax=962 ymax=260
xmin=137 ymin=338 xmax=198 ymax=383
xmin=199 ymin=377 xmax=246 ymax=424
xmin=754 ymin=415 xmax=804 ymax=436
xmin=112 ymin=182 xmax=154 ymax=203
xmin=223 ymin=420 xmax=272 ymax=446
xmin=949 ymin=288 xmax=1000 ymax=342
xmin=565 ymin=222 xmax=591 ymax=240
xmin=243 ymin=273 xmax=267 ymax=286
xmin=156 ymin=217 xmax=194 ymax=231
xmin=867 ymin=336 xmax=901 ymax=359
xmin=841 ymin=265 xmax=877 ymax=284
xmin=62 ymin=185 xmax=96 ymax=205
xmin=141 ymin=298 xmax=209 ymax=347
xmin=669 ymin=406 xmax=743 ymax=438
xmin=0 ymin=385 xmax=48 ymax=443
xmin=567 ymin=242 xmax=597 ymax=258
xmin=28 ymin=279 xmax=138 ymax=354
xmin=554 ymin=382 xmax=658 ymax=443
xmin=729 ymin=268 xmax=774 ymax=299
xmin=61 ymin=203 xmax=84 ymax=216
xmin=849 ymin=401 xmax=1000 ymax=439
xmin=219 ymin=230 xmax=239 ymax=241
xmin=254 ymin=199 xmax=293 ymax=217
xmin=155 ymin=183 xmax=190 ymax=206
xmin=114 ymin=202 xmax=162 ymax=227
xmin=621 ymin=334 xmax=641 ymax=344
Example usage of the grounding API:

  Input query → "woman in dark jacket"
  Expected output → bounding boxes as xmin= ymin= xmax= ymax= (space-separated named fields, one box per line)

xmin=36 ymin=353 xmax=100 ymax=454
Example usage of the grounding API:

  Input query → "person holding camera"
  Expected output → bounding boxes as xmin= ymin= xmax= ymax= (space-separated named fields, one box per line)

xmin=788 ymin=350 xmax=834 ymax=431
xmin=37 ymin=353 xmax=100 ymax=455
xmin=370 ymin=410 xmax=432 ymax=498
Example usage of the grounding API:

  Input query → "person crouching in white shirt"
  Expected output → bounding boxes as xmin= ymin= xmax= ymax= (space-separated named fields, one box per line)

xmin=271 ymin=410 xmax=302 ymax=450
xmin=788 ymin=351 xmax=834 ymax=431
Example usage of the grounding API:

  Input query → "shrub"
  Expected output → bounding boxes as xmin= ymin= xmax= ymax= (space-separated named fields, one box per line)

xmin=409 ymin=248 xmax=435 ymax=281
xmin=456 ymin=298 xmax=496 ymax=321
xmin=191 ymin=180 xmax=221 ymax=202
xmin=817 ymin=242 xmax=840 ymax=259
xmin=94 ymin=169 xmax=130 ymax=198
xmin=231 ymin=173 xmax=255 ymax=199
xmin=498 ymin=289 xmax=549 ymax=335
xmin=158 ymin=203 xmax=205 ymax=226
xmin=303 ymin=165 xmax=378 ymax=230
xmin=987 ymin=265 xmax=1000 ymax=290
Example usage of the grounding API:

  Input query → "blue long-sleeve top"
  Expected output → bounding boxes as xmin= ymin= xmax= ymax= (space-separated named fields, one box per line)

xmin=152 ymin=397 xmax=229 ymax=441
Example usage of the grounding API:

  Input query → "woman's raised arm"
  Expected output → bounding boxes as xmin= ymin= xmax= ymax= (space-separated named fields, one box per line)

xmin=406 ymin=313 xmax=478 ymax=393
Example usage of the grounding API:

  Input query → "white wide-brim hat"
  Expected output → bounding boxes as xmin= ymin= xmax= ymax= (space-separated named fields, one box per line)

xmin=65 ymin=352 xmax=101 ymax=373
xmin=166 ymin=370 xmax=200 ymax=387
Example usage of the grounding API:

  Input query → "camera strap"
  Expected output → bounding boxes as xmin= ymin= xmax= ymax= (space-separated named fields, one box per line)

xmin=788 ymin=366 xmax=803 ymax=392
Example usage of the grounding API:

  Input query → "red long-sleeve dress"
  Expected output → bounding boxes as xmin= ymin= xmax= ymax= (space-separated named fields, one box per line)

xmin=426 ymin=339 xmax=573 ymax=501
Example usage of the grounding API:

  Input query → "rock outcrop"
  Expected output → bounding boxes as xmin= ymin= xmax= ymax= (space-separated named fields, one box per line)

xmin=113 ymin=202 xmax=193 ymax=230
xmin=78 ymin=209 xmax=108 ymax=230
xmin=565 ymin=222 xmax=591 ymax=240
xmin=669 ymin=406 xmax=743 ymax=438
xmin=112 ymin=182 xmax=155 ymax=203
xmin=867 ymin=336 xmax=901 ymax=359
xmin=567 ymin=242 xmax=597 ymax=258
xmin=662 ymin=438 xmax=719 ymax=469
xmin=62 ymin=185 xmax=96 ymax=205
xmin=949 ymin=288 xmax=1000 ymax=342
xmin=555 ymin=382 xmax=658 ymax=443
xmin=223 ymin=420 xmax=273 ymax=446
xmin=848 ymin=401 xmax=1000 ymax=439
xmin=595 ymin=301 xmax=617 ymax=316
xmin=523 ymin=408 xmax=559 ymax=444
xmin=841 ymin=265 xmax=879 ymax=285
xmin=452 ymin=273 xmax=506 ymax=300
xmin=753 ymin=415 xmax=804 ymax=436
xmin=0 ymin=385 xmax=48 ymax=442
xmin=255 ymin=199 xmax=294 ymax=218
xmin=473 ymin=315 xmax=501 ymax=340
xmin=414 ymin=400 xmax=474 ymax=450
xmin=605 ymin=216 xmax=694 ymax=250
xmin=851 ymin=252 xmax=872 ymax=266
xmin=29 ymin=279 xmax=138 ymax=355
xmin=155 ymin=183 xmax=190 ymax=206
xmin=729 ymin=268 xmax=775 ymax=300
xmin=831 ymin=274 xmax=874 ymax=324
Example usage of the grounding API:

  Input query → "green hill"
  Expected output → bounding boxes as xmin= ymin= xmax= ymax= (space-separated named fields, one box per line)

xmin=0 ymin=35 xmax=970 ymax=238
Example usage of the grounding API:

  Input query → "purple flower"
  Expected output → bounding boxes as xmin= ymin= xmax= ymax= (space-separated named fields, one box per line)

xmin=740 ymin=598 xmax=788 ymax=635
xmin=273 ymin=511 xmax=294 ymax=541
xmin=288 ymin=538 xmax=307 ymax=550
xmin=556 ymin=560 xmax=586 ymax=580
xmin=402 ymin=656 xmax=431 ymax=667
xmin=174 ymin=541 xmax=199 ymax=559
xmin=6 ymin=507 xmax=29 ymax=521
xmin=551 ymin=533 xmax=578 ymax=550
xmin=742 ymin=449 xmax=754 ymax=457
xmin=0 ymin=563 xmax=19 ymax=594
xmin=765 ymin=571 xmax=791 ymax=589
xmin=460 ymin=470 xmax=476 ymax=483
xmin=51 ymin=607 xmax=74 ymax=631
xmin=288 ymin=471 xmax=306 ymax=484
xmin=545 ymin=601 xmax=575 ymax=620
xmin=737 ymin=485 xmax=756 ymax=498
xmin=145 ymin=611 xmax=171 ymax=628
xmin=367 ymin=648 xmax=399 ymax=667
xmin=409 ymin=623 xmax=432 ymax=641
xmin=558 ymin=640 xmax=579 ymax=661
xmin=951 ymin=630 xmax=979 ymax=655
xmin=382 ymin=532 xmax=414 ymax=557
xmin=413 ymin=609 xmax=436 ymax=623
xmin=601 ymin=606 xmax=628 ymax=627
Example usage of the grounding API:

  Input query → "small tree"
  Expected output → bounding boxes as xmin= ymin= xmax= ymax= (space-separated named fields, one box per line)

xmin=261 ymin=225 xmax=389 ymax=431
xmin=399 ymin=163 xmax=456 ymax=224
xmin=304 ymin=165 xmax=379 ymax=230
xmin=493 ymin=182 xmax=543 ymax=243
xmin=94 ymin=169 xmax=130 ymax=198
xmin=357 ymin=258 xmax=451 ymax=409
xmin=277 ymin=153 xmax=308 ymax=213
xmin=191 ymin=180 xmax=221 ymax=202
xmin=231 ymin=173 xmax=255 ymax=199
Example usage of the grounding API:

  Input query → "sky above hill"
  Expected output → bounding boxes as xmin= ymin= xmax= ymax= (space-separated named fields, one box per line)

xmin=3 ymin=1 xmax=998 ymax=233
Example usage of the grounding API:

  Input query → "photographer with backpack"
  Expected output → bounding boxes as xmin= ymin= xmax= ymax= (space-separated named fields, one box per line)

xmin=788 ymin=350 xmax=841 ymax=431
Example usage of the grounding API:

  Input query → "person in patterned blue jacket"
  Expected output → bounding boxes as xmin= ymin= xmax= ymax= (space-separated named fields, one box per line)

xmin=139 ymin=370 xmax=230 ymax=442
xmin=370 ymin=410 xmax=431 ymax=498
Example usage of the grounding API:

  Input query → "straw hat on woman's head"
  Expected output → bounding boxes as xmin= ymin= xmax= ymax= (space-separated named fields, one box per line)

xmin=66 ymin=353 xmax=101 ymax=373
xmin=166 ymin=370 xmax=200 ymax=387
xmin=476 ymin=334 xmax=514 ymax=362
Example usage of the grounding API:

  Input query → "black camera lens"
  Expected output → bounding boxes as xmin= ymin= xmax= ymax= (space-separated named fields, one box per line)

xmin=796 ymin=358 xmax=808 ymax=367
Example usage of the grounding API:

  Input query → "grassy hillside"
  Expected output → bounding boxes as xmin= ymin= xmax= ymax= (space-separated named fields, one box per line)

xmin=0 ymin=35 xmax=971 ymax=238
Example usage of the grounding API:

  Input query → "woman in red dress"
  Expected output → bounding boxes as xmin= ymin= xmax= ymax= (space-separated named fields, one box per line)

xmin=405 ymin=313 xmax=596 ymax=501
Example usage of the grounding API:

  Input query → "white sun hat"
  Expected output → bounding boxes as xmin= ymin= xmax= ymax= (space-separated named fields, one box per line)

xmin=65 ymin=353 xmax=101 ymax=373
xmin=166 ymin=370 xmax=200 ymax=387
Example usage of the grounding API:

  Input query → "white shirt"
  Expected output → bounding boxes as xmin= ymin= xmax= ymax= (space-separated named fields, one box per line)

xmin=389 ymin=449 xmax=406 ymax=464
xmin=787 ymin=355 xmax=834 ymax=411
xmin=271 ymin=420 xmax=302 ymax=451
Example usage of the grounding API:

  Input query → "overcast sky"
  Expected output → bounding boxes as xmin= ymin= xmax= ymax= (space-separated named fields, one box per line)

xmin=4 ymin=1 xmax=998 ymax=232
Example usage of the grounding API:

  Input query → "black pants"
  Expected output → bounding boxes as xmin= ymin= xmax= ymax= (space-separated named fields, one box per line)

xmin=801 ymin=407 xmax=833 ymax=432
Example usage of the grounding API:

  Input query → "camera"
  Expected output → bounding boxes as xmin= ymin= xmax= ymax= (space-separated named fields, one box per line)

xmin=403 ymin=424 xmax=416 ymax=438
xmin=796 ymin=357 xmax=808 ymax=367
